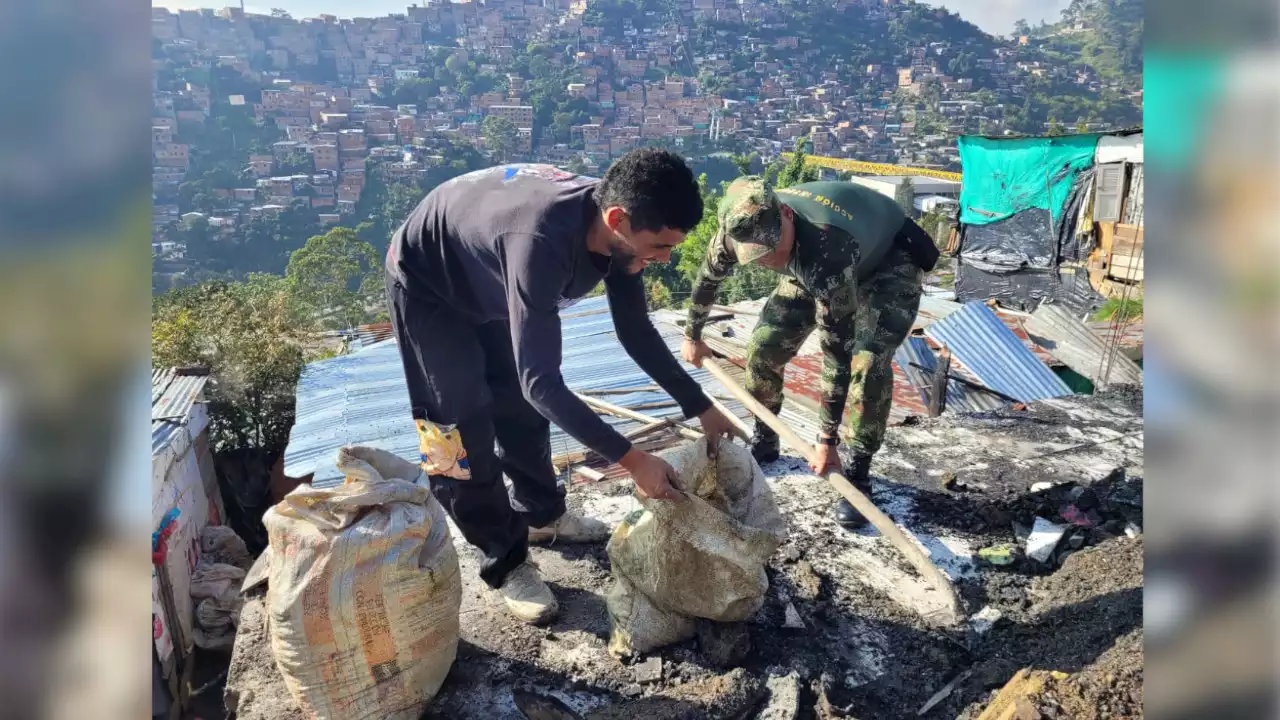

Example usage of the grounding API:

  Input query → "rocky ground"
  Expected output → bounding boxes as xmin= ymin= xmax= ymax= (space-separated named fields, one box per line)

xmin=219 ymin=389 xmax=1144 ymax=719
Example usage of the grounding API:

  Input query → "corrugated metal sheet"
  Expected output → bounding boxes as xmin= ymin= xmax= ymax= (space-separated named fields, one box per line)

xmin=152 ymin=370 xmax=209 ymax=455
xmin=913 ymin=295 xmax=963 ymax=331
xmin=894 ymin=336 xmax=1008 ymax=413
xmin=284 ymin=296 xmax=754 ymax=489
xmin=1023 ymin=303 xmax=1143 ymax=387
xmin=924 ymin=302 xmax=1073 ymax=403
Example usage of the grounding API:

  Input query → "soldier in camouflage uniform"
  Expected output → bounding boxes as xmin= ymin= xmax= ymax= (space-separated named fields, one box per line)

xmin=681 ymin=176 xmax=939 ymax=528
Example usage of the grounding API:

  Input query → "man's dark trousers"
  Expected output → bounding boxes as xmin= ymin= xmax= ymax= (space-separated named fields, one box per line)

xmin=386 ymin=277 xmax=566 ymax=589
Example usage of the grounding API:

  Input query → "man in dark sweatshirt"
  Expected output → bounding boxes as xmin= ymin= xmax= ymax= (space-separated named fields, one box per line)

xmin=385 ymin=149 xmax=743 ymax=624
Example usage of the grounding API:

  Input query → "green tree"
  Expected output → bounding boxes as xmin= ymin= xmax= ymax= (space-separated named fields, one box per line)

xmin=1047 ymin=117 xmax=1065 ymax=136
xmin=776 ymin=138 xmax=820 ymax=189
xmin=565 ymin=155 xmax=588 ymax=175
xmin=277 ymin=148 xmax=312 ymax=174
xmin=285 ymin=227 xmax=383 ymax=330
xmin=152 ymin=277 xmax=313 ymax=453
xmin=482 ymin=115 xmax=519 ymax=161
xmin=730 ymin=152 xmax=757 ymax=177
xmin=894 ymin=177 xmax=916 ymax=215
xmin=644 ymin=276 xmax=673 ymax=310
xmin=1074 ymin=118 xmax=1090 ymax=134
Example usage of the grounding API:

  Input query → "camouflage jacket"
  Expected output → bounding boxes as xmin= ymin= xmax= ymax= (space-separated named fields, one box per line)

xmin=686 ymin=217 xmax=865 ymax=435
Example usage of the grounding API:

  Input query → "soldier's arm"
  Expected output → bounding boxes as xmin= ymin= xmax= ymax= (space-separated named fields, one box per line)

xmin=684 ymin=228 xmax=738 ymax=341
xmin=816 ymin=266 xmax=859 ymax=440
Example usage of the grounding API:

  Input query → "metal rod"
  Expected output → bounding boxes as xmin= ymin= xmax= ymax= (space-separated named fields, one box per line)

xmin=702 ymin=358 xmax=962 ymax=625
xmin=907 ymin=362 xmax=1022 ymax=404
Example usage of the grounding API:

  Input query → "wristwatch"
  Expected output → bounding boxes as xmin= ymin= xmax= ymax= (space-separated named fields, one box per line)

xmin=816 ymin=434 xmax=839 ymax=447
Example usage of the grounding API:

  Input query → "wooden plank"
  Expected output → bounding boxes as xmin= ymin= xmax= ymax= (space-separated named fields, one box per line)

xmin=927 ymin=346 xmax=951 ymax=417
xmin=575 ymin=393 xmax=703 ymax=441
xmin=572 ymin=466 xmax=606 ymax=482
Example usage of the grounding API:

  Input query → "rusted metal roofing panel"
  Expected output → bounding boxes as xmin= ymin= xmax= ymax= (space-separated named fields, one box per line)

xmin=924 ymin=303 xmax=1073 ymax=403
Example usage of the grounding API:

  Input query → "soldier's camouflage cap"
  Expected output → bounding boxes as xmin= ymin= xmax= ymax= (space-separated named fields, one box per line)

xmin=716 ymin=175 xmax=782 ymax=265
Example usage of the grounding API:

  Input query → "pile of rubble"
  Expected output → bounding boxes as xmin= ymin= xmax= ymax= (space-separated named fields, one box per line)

xmin=224 ymin=389 xmax=1144 ymax=719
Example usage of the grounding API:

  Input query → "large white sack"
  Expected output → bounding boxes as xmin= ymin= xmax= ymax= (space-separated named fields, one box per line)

xmin=263 ymin=446 xmax=462 ymax=720
xmin=606 ymin=438 xmax=787 ymax=657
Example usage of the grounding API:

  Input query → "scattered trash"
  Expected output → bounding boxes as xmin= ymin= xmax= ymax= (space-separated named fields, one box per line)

xmin=606 ymin=438 xmax=787 ymax=658
xmin=917 ymin=669 xmax=973 ymax=716
xmin=1060 ymin=504 xmax=1098 ymax=528
xmin=1068 ymin=485 xmax=1100 ymax=510
xmin=1067 ymin=533 xmax=1086 ymax=550
xmin=1124 ymin=522 xmax=1142 ymax=538
xmin=201 ymin=524 xmax=253 ymax=569
xmin=975 ymin=668 xmax=1069 ymax=720
xmin=940 ymin=471 xmax=959 ymax=491
xmin=970 ymin=606 xmax=1003 ymax=635
xmin=189 ymin=525 xmax=251 ymax=650
xmin=1026 ymin=517 xmax=1068 ymax=563
xmin=263 ymin=446 xmax=462 ymax=720
xmin=1030 ymin=481 xmax=1056 ymax=493
xmin=634 ymin=656 xmax=663 ymax=684
xmin=978 ymin=544 xmax=1017 ymax=566
xmin=783 ymin=602 xmax=806 ymax=630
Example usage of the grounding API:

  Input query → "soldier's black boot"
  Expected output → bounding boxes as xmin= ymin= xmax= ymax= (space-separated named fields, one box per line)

xmin=834 ymin=453 xmax=874 ymax=530
xmin=749 ymin=424 xmax=780 ymax=465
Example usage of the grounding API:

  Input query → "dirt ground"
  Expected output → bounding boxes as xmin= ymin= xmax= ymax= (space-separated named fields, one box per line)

xmin=219 ymin=389 xmax=1144 ymax=719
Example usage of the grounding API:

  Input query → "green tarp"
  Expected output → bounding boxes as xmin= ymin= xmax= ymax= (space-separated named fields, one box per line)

xmin=957 ymin=134 xmax=1100 ymax=226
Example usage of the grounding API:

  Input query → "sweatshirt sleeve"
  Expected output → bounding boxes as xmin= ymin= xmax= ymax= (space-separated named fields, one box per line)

xmin=505 ymin=234 xmax=633 ymax=463
xmin=605 ymin=268 xmax=713 ymax=419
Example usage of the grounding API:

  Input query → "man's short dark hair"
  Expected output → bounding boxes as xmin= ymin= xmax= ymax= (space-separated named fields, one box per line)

xmin=596 ymin=147 xmax=702 ymax=233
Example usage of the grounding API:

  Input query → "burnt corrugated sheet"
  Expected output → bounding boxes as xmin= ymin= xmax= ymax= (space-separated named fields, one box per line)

xmin=924 ymin=302 xmax=1072 ymax=403
xmin=284 ymin=296 xmax=752 ymax=488
xmin=894 ymin=336 xmax=1009 ymax=413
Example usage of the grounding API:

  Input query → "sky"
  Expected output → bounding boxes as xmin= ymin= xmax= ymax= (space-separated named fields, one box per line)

xmin=154 ymin=0 xmax=1073 ymax=36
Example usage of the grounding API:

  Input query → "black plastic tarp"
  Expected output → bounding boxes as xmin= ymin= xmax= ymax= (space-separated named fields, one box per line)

xmin=955 ymin=262 xmax=1102 ymax=315
xmin=954 ymin=167 xmax=1100 ymax=313
xmin=958 ymin=208 xmax=1056 ymax=271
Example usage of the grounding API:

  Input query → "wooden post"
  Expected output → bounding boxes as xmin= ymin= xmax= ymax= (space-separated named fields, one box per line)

xmin=928 ymin=345 xmax=951 ymax=417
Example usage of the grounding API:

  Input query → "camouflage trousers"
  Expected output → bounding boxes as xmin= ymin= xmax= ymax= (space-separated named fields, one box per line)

xmin=745 ymin=246 xmax=922 ymax=457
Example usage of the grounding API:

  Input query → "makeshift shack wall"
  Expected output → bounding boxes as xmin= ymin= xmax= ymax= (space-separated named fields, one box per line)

xmin=151 ymin=403 xmax=222 ymax=667
xmin=954 ymin=136 xmax=1106 ymax=313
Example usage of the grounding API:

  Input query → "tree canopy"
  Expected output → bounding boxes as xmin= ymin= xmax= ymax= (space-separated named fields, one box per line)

xmin=285 ymin=226 xmax=383 ymax=330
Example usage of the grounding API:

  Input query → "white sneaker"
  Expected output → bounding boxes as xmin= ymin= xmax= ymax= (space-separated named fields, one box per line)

xmin=528 ymin=511 xmax=611 ymax=544
xmin=499 ymin=560 xmax=558 ymax=625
